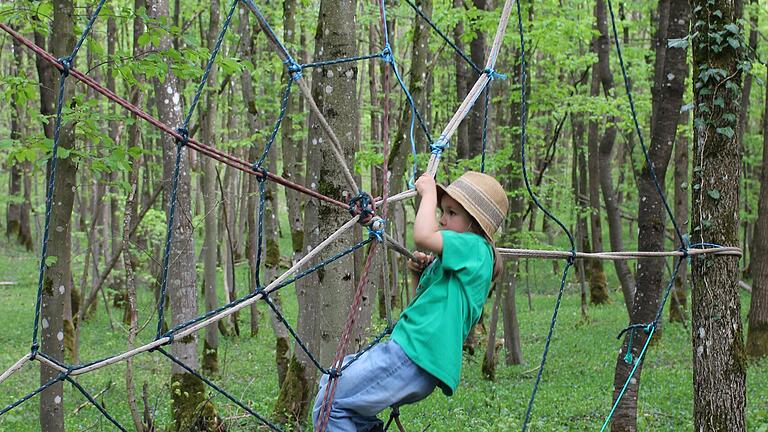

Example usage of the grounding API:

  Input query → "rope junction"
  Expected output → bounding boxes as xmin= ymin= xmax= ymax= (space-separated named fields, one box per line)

xmin=0 ymin=0 xmax=741 ymax=431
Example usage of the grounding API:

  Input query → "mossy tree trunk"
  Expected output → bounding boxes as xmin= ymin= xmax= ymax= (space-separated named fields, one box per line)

xmin=275 ymin=0 xmax=359 ymax=427
xmin=690 ymin=0 xmax=747 ymax=428
xmin=148 ymin=0 xmax=205 ymax=428
xmin=610 ymin=0 xmax=690 ymax=430
xmin=747 ymin=60 xmax=768 ymax=359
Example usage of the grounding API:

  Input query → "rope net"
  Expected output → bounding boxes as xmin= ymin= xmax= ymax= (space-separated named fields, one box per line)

xmin=0 ymin=0 xmax=740 ymax=431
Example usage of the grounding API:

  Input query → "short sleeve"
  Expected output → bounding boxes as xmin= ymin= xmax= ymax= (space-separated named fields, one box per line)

xmin=441 ymin=231 xmax=490 ymax=272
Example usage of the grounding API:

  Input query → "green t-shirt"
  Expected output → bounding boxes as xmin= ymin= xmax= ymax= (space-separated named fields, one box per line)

xmin=391 ymin=230 xmax=493 ymax=396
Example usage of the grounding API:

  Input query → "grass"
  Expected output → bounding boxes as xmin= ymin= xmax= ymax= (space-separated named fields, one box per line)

xmin=0 ymin=237 xmax=767 ymax=431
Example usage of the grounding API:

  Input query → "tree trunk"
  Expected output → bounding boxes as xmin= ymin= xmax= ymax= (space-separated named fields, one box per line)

xmin=747 ymin=60 xmax=768 ymax=359
xmin=670 ymin=119 xmax=689 ymax=323
xmin=593 ymin=0 xmax=633 ymax=312
xmin=453 ymin=0 xmax=470 ymax=158
xmin=466 ymin=0 xmax=488 ymax=159
xmin=38 ymin=1 xmax=77 ymax=430
xmin=275 ymin=1 xmax=359 ymax=427
xmin=586 ymin=65 xmax=609 ymax=305
xmin=610 ymin=1 xmax=690 ymax=430
xmin=690 ymin=1 xmax=746 ymax=428
xmin=148 ymin=0 xmax=205 ymax=428
xmin=201 ymin=0 xmax=221 ymax=377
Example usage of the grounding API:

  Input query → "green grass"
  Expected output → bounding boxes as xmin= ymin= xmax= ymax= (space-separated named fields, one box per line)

xmin=0 ymin=237 xmax=767 ymax=431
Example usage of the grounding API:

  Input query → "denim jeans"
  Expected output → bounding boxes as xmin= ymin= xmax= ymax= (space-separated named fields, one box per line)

xmin=312 ymin=340 xmax=438 ymax=432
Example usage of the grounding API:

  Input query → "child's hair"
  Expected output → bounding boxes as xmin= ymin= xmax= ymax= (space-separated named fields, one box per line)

xmin=466 ymin=217 xmax=504 ymax=281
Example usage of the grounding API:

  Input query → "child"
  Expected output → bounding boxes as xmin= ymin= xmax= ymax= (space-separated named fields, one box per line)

xmin=313 ymin=171 xmax=509 ymax=431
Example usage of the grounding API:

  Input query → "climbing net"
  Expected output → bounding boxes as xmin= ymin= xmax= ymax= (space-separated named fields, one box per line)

xmin=0 ymin=0 xmax=742 ymax=431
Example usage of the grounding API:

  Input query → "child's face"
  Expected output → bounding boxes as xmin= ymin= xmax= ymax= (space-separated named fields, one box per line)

xmin=438 ymin=195 xmax=473 ymax=233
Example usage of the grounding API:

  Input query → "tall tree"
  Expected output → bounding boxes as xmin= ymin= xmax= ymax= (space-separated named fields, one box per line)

xmin=610 ymin=0 xmax=690 ymax=429
xmin=466 ymin=0 xmax=488 ymax=158
xmin=274 ymin=0 xmax=359 ymax=427
xmin=690 ymin=0 xmax=747 ymax=428
xmin=747 ymin=64 xmax=768 ymax=358
xmin=670 ymin=119 xmax=689 ymax=323
xmin=200 ymin=0 xmax=221 ymax=376
xmin=148 ymin=0 xmax=205 ymax=428
xmin=39 ymin=1 xmax=77 ymax=430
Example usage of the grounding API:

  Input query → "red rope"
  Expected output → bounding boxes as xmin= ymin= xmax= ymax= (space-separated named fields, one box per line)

xmin=0 ymin=22 xmax=347 ymax=210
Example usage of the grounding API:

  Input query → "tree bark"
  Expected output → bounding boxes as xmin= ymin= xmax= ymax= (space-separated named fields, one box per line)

xmin=690 ymin=1 xmax=747 ymax=428
xmin=275 ymin=1 xmax=359 ymax=427
xmin=39 ymin=1 xmax=77 ymax=430
xmin=148 ymin=0 xmax=205 ymax=428
xmin=746 ymin=63 xmax=768 ymax=358
xmin=610 ymin=1 xmax=690 ymax=430
xmin=201 ymin=0 xmax=221 ymax=377
xmin=593 ymin=0 xmax=634 ymax=313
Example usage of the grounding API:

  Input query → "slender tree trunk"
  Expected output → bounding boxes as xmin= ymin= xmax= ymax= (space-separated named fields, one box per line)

xmin=39 ymin=1 xmax=76 ymax=430
xmin=670 ymin=118 xmax=689 ymax=323
xmin=148 ymin=0 xmax=205 ymax=428
xmin=466 ymin=0 xmax=488 ymax=158
xmin=593 ymin=0 xmax=633 ymax=310
xmin=610 ymin=1 xmax=690 ymax=430
xmin=201 ymin=0 xmax=221 ymax=377
xmin=746 ymin=64 xmax=768 ymax=358
xmin=275 ymin=1 xmax=359 ymax=427
xmin=453 ymin=0 xmax=470 ymax=158
xmin=690 ymin=1 xmax=746 ymax=428
xmin=739 ymin=0 xmax=757 ymax=275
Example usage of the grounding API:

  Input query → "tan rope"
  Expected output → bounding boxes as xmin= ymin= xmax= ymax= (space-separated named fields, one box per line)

xmin=0 ymin=353 xmax=31 ymax=385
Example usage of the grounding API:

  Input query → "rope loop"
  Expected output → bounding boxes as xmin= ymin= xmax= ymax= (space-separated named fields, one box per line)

xmin=327 ymin=367 xmax=342 ymax=379
xmin=348 ymin=191 xmax=375 ymax=225
xmin=367 ymin=216 xmax=386 ymax=242
xmin=175 ymin=127 xmax=189 ymax=147
xmin=429 ymin=138 xmax=447 ymax=155
xmin=482 ymin=67 xmax=507 ymax=80
xmin=380 ymin=44 xmax=393 ymax=64
xmin=679 ymin=233 xmax=691 ymax=260
xmin=29 ymin=343 xmax=39 ymax=360
xmin=253 ymin=166 xmax=268 ymax=183
xmin=566 ymin=250 xmax=576 ymax=265
xmin=57 ymin=56 xmax=72 ymax=76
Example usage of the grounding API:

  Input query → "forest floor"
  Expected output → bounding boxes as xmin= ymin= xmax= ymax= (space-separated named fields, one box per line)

xmin=0 ymin=237 xmax=766 ymax=431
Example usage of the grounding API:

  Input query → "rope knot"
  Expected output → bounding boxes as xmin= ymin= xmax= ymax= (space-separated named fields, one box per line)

xmin=286 ymin=60 xmax=303 ymax=80
xmin=380 ymin=44 xmax=393 ymax=63
xmin=348 ymin=191 xmax=375 ymax=225
xmin=29 ymin=343 xmax=39 ymax=360
xmin=327 ymin=367 xmax=342 ymax=379
xmin=430 ymin=138 xmax=447 ymax=155
xmin=255 ymin=285 xmax=269 ymax=298
xmin=253 ymin=166 xmax=268 ymax=183
xmin=57 ymin=56 xmax=72 ymax=76
xmin=482 ymin=68 xmax=507 ymax=80
xmin=367 ymin=217 xmax=386 ymax=242
xmin=175 ymin=127 xmax=189 ymax=147
xmin=680 ymin=233 xmax=691 ymax=260
xmin=566 ymin=250 xmax=576 ymax=265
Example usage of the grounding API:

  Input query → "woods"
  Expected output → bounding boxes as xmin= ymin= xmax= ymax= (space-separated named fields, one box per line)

xmin=0 ymin=0 xmax=767 ymax=431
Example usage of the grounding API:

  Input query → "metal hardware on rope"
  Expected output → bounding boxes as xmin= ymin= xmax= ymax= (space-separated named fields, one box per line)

xmin=368 ymin=216 xmax=386 ymax=242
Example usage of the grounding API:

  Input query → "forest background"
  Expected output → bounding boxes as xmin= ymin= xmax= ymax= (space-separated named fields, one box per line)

xmin=0 ymin=0 xmax=767 ymax=430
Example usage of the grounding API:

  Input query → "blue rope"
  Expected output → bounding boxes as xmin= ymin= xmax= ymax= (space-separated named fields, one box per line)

xmin=516 ymin=0 xmax=576 ymax=428
xmin=66 ymin=376 xmax=128 ymax=432
xmin=403 ymin=0 xmax=483 ymax=75
xmin=302 ymin=52 xmax=386 ymax=70
xmin=155 ymin=138 xmax=184 ymax=339
xmin=254 ymin=175 xmax=267 ymax=286
xmin=253 ymin=78 xmax=294 ymax=171
xmin=181 ymin=0 xmax=239 ymax=129
xmin=157 ymin=348 xmax=283 ymax=431
xmin=606 ymin=0 xmax=684 ymax=246
xmin=31 ymin=0 xmax=108 ymax=354
xmin=0 ymin=373 xmax=66 ymax=417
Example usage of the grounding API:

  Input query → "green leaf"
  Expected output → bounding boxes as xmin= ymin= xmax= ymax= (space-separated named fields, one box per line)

xmin=707 ymin=189 xmax=721 ymax=200
xmin=716 ymin=126 xmax=734 ymax=138
xmin=726 ymin=37 xmax=740 ymax=49
xmin=45 ymin=255 xmax=58 ymax=266
xmin=724 ymin=23 xmax=740 ymax=34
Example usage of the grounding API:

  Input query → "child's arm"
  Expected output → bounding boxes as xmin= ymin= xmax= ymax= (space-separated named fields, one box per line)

xmin=407 ymin=251 xmax=434 ymax=291
xmin=413 ymin=173 xmax=443 ymax=255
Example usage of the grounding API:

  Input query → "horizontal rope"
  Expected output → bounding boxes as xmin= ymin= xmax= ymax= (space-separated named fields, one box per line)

xmin=497 ymin=246 xmax=742 ymax=260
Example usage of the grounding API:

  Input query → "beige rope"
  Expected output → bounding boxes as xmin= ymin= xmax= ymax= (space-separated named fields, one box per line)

xmin=497 ymin=246 xmax=743 ymax=260
xmin=0 ymin=353 xmax=31 ymax=386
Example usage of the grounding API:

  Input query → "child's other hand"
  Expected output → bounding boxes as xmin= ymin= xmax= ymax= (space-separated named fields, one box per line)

xmin=414 ymin=173 xmax=436 ymax=197
xmin=407 ymin=251 xmax=434 ymax=274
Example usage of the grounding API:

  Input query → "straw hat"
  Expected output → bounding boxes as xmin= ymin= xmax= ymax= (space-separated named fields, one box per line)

xmin=436 ymin=171 xmax=509 ymax=241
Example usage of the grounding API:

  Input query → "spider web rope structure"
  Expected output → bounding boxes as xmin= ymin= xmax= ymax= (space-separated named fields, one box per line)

xmin=0 ymin=0 xmax=743 ymax=430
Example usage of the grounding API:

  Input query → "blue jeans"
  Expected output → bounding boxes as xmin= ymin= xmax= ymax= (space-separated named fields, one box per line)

xmin=312 ymin=340 xmax=438 ymax=432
